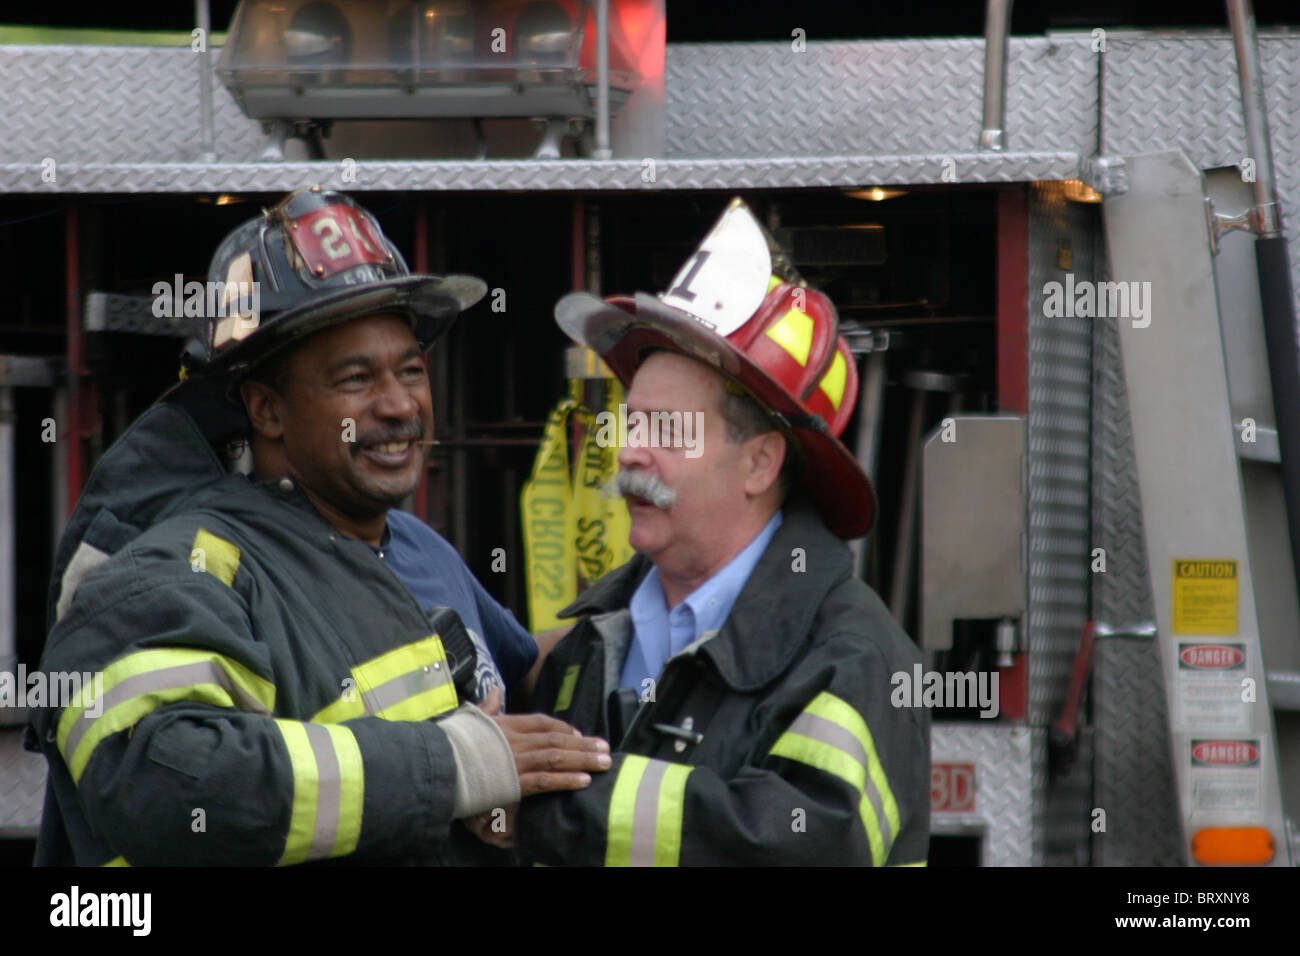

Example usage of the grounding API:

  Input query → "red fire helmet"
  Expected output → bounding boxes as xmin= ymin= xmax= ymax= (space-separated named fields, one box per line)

xmin=555 ymin=198 xmax=875 ymax=538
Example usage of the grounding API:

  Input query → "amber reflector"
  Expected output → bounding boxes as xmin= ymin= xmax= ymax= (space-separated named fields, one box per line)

xmin=1191 ymin=827 xmax=1274 ymax=865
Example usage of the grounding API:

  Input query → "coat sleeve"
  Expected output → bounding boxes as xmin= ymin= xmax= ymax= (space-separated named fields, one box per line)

xmin=516 ymin=633 xmax=930 ymax=866
xmin=32 ymin=535 xmax=518 ymax=867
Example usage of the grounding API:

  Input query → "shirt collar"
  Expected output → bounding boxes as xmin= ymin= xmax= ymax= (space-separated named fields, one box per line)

xmin=560 ymin=497 xmax=854 ymax=688
xmin=629 ymin=509 xmax=784 ymax=637
xmin=364 ymin=515 xmax=394 ymax=553
xmin=682 ymin=509 xmax=782 ymax=635
xmin=629 ymin=564 xmax=669 ymax=631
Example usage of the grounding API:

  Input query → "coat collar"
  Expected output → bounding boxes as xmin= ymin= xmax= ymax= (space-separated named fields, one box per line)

xmin=561 ymin=495 xmax=852 ymax=692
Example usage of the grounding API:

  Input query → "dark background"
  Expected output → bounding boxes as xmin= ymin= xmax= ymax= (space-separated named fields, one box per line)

xmin=7 ymin=0 xmax=1300 ymax=39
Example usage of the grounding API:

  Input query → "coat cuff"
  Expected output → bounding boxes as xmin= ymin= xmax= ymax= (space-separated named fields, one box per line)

xmin=439 ymin=704 xmax=520 ymax=818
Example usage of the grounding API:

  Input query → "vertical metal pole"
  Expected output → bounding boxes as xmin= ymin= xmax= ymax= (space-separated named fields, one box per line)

xmin=414 ymin=197 xmax=430 ymax=524
xmin=997 ymin=187 xmax=1029 ymax=413
xmin=572 ymin=197 xmax=586 ymax=290
xmin=979 ymin=0 xmax=1014 ymax=151
xmin=1228 ymin=0 xmax=1279 ymax=239
xmin=850 ymin=349 xmax=887 ymax=582
xmin=196 ymin=0 xmax=216 ymax=163
xmin=0 ymin=386 xmax=15 ymax=679
xmin=51 ymin=387 xmax=68 ymax=544
xmin=594 ymin=0 xmax=612 ymax=159
xmin=64 ymin=203 xmax=86 ymax=517
xmin=440 ymin=203 xmax=469 ymax=552
xmin=585 ymin=200 xmax=602 ymax=294
xmin=1228 ymin=0 xmax=1300 ymax=615
xmin=889 ymin=387 xmax=927 ymax=621
xmin=996 ymin=185 xmax=1029 ymax=722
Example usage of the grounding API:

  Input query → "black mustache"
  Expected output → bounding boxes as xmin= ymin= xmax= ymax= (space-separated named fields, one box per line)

xmin=350 ymin=422 xmax=425 ymax=458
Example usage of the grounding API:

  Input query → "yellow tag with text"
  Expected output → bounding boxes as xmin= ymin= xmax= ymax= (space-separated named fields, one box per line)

xmin=1172 ymin=559 xmax=1238 ymax=635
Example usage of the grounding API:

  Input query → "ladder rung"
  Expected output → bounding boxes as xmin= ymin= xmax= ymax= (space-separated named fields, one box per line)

xmin=1234 ymin=422 xmax=1280 ymax=463
xmin=1267 ymin=671 xmax=1300 ymax=710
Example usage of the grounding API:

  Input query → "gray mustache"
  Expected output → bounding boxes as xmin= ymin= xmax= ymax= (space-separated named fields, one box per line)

xmin=614 ymin=469 xmax=677 ymax=509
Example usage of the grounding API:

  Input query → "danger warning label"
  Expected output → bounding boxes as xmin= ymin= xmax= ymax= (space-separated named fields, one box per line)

xmin=1172 ymin=559 xmax=1238 ymax=635
xmin=1175 ymin=642 xmax=1248 ymax=733
xmin=1190 ymin=738 xmax=1262 ymax=816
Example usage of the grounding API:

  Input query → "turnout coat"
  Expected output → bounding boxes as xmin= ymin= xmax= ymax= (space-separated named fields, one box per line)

xmin=518 ymin=499 xmax=931 ymax=866
xmin=31 ymin=396 xmax=519 ymax=866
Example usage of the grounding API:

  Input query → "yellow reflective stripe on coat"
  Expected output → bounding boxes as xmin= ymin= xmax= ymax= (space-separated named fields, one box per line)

xmin=310 ymin=634 xmax=459 ymax=723
xmin=605 ymin=755 xmax=694 ymax=867
xmin=102 ymin=856 xmax=130 ymax=867
xmin=191 ymin=528 xmax=241 ymax=586
xmin=770 ymin=690 xmax=900 ymax=866
xmin=554 ymin=664 xmax=581 ymax=713
xmin=57 ymin=648 xmax=275 ymax=784
xmin=275 ymin=720 xmax=364 ymax=865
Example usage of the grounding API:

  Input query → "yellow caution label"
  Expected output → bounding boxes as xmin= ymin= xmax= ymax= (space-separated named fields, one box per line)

xmin=1172 ymin=559 xmax=1238 ymax=635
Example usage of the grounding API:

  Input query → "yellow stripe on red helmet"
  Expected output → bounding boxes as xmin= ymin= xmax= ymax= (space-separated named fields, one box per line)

xmin=765 ymin=308 xmax=815 ymax=367
xmin=818 ymin=349 xmax=848 ymax=410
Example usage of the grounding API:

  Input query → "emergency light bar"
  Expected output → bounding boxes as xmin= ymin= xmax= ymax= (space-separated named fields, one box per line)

xmin=218 ymin=0 xmax=653 ymax=156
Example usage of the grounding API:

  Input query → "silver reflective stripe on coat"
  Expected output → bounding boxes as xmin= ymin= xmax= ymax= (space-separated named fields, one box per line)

xmin=304 ymin=723 xmax=342 ymax=861
xmin=63 ymin=659 xmax=271 ymax=759
xmin=361 ymin=664 xmax=453 ymax=716
xmin=628 ymin=757 xmax=672 ymax=866
xmin=786 ymin=710 xmax=893 ymax=851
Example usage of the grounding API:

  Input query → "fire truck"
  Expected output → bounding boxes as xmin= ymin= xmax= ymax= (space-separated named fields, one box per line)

xmin=1 ymin=0 xmax=1297 ymax=866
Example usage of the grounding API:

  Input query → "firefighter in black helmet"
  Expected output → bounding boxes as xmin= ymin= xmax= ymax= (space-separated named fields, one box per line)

xmin=31 ymin=188 xmax=610 ymax=866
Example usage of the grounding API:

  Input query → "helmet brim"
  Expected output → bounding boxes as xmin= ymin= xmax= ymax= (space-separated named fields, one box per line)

xmin=556 ymin=291 xmax=876 ymax=539
xmin=213 ymin=273 xmax=487 ymax=375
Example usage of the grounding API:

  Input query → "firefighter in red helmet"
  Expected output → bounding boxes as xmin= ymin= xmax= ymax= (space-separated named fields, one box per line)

xmin=472 ymin=198 xmax=931 ymax=865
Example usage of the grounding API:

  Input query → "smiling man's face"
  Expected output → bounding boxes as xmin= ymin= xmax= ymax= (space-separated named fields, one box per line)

xmin=256 ymin=313 xmax=432 ymax=523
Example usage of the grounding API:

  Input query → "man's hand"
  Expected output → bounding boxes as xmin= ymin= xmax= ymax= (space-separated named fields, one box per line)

xmin=479 ymin=683 xmax=611 ymax=796
xmin=494 ymin=712 xmax=611 ymax=798
xmin=465 ymin=687 xmax=608 ymax=846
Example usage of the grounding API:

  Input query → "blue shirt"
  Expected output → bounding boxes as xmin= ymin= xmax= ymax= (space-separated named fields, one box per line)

xmin=372 ymin=509 xmax=538 ymax=702
xmin=620 ymin=510 xmax=783 ymax=691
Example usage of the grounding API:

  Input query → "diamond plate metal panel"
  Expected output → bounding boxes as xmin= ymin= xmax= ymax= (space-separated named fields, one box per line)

xmin=1103 ymin=34 xmax=1300 ymax=384
xmin=1088 ymin=255 xmax=1183 ymax=866
xmin=0 ymin=152 xmax=1081 ymax=195
xmin=0 ymin=45 xmax=263 ymax=165
xmin=0 ymin=728 xmax=46 ymax=836
xmin=1041 ymin=727 xmax=1096 ymax=866
xmin=665 ymin=38 xmax=1097 ymax=159
xmin=1091 ymin=304 xmax=1156 ymax=628
xmin=1092 ymin=636 xmax=1183 ymax=865
xmin=0 ymin=39 xmax=1095 ymax=177
xmin=1102 ymin=35 xmax=1297 ymax=170
xmin=931 ymin=723 xmax=1033 ymax=867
